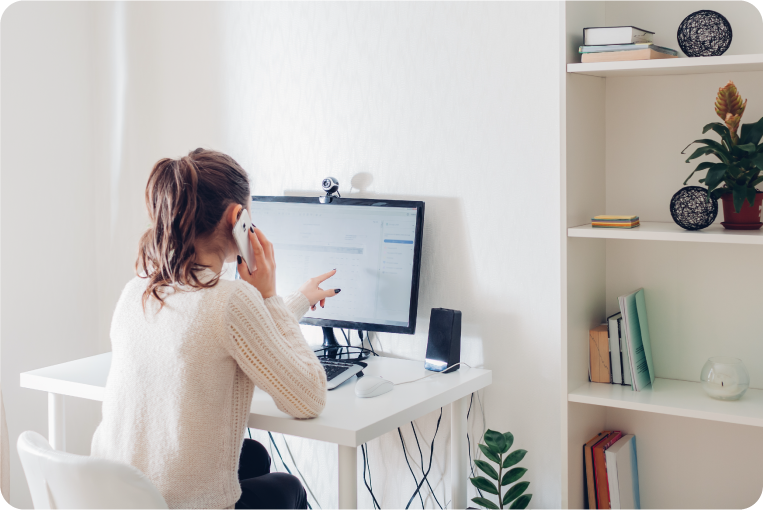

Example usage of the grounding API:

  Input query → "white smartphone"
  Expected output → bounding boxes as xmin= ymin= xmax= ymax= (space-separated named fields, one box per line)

xmin=232 ymin=209 xmax=257 ymax=274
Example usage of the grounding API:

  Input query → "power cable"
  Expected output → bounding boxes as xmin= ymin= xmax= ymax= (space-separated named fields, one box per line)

xmin=267 ymin=432 xmax=312 ymax=510
xmin=411 ymin=422 xmax=443 ymax=509
xmin=361 ymin=444 xmax=381 ymax=509
xmin=398 ymin=427 xmax=425 ymax=509
xmin=404 ymin=408 xmax=443 ymax=509
xmin=466 ymin=394 xmax=483 ymax=499
xmin=282 ymin=435 xmax=323 ymax=510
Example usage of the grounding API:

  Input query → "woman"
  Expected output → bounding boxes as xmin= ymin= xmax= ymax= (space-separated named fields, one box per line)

xmin=91 ymin=148 xmax=336 ymax=509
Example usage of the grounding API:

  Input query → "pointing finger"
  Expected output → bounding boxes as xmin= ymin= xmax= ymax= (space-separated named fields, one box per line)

xmin=315 ymin=269 xmax=337 ymax=283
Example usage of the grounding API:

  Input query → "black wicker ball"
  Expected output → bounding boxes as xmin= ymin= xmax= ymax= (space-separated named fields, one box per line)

xmin=670 ymin=186 xmax=718 ymax=230
xmin=677 ymin=10 xmax=732 ymax=57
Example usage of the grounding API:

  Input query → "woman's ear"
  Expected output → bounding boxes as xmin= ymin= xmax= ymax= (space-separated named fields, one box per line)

xmin=227 ymin=203 xmax=243 ymax=228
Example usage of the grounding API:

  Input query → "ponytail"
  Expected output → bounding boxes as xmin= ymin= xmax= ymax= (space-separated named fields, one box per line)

xmin=137 ymin=148 xmax=250 ymax=308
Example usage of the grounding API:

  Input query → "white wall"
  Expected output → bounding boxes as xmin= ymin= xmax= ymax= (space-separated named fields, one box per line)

xmin=1 ymin=3 xmax=103 ymax=507
xmin=2 ymin=2 xmax=562 ymax=508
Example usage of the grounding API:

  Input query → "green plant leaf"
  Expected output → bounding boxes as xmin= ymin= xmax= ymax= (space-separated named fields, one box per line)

xmin=747 ymin=187 xmax=758 ymax=207
xmin=484 ymin=430 xmax=508 ymax=454
xmin=470 ymin=476 xmax=499 ymax=495
xmin=472 ymin=497 xmax=499 ymax=509
xmin=704 ymin=164 xmax=729 ymax=192
xmin=703 ymin=122 xmax=734 ymax=149
xmin=475 ymin=460 xmax=499 ymax=480
xmin=501 ymin=467 xmax=528 ymax=486
xmin=503 ymin=432 xmax=514 ymax=452
xmin=739 ymin=116 xmax=763 ymax=146
xmin=684 ymin=145 xmax=728 ymax=164
xmin=683 ymin=161 xmax=717 ymax=185
xmin=502 ymin=481 xmax=530 ymax=506
xmin=751 ymin=176 xmax=763 ymax=188
xmin=733 ymin=186 xmax=747 ymax=213
xmin=750 ymin=153 xmax=763 ymax=171
xmin=510 ymin=494 xmax=533 ymax=509
xmin=502 ymin=449 xmax=528 ymax=469
xmin=694 ymin=138 xmax=731 ymax=160
xmin=736 ymin=143 xmax=758 ymax=154
xmin=479 ymin=444 xmax=501 ymax=464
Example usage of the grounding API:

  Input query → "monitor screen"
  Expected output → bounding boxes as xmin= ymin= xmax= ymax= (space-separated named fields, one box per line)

xmin=250 ymin=196 xmax=425 ymax=334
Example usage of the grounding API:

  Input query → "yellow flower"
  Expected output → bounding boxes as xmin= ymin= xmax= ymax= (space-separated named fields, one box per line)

xmin=715 ymin=81 xmax=746 ymax=144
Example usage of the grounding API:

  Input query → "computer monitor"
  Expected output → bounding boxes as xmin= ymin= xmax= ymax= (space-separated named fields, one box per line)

xmin=250 ymin=196 xmax=425 ymax=346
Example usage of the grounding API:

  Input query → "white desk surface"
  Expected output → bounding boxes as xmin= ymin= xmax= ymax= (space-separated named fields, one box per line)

xmin=20 ymin=353 xmax=491 ymax=447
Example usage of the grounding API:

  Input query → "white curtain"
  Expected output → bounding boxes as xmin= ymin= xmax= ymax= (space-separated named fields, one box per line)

xmin=1 ymin=387 xmax=10 ymax=502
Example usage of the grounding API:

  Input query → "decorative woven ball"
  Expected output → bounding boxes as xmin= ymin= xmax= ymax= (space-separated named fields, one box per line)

xmin=670 ymin=186 xmax=718 ymax=230
xmin=677 ymin=10 xmax=732 ymax=57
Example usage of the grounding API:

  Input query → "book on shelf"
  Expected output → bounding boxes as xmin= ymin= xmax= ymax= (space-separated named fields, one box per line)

xmin=607 ymin=313 xmax=623 ymax=384
xmin=580 ymin=44 xmax=678 ymax=56
xmin=584 ymin=26 xmax=654 ymax=46
xmin=605 ymin=435 xmax=641 ymax=509
xmin=589 ymin=325 xmax=611 ymax=383
xmin=594 ymin=431 xmax=623 ymax=509
xmin=592 ymin=216 xmax=640 ymax=229
xmin=582 ymin=48 xmax=678 ymax=63
xmin=620 ymin=314 xmax=633 ymax=387
xmin=619 ymin=288 xmax=655 ymax=391
xmin=584 ymin=431 xmax=611 ymax=509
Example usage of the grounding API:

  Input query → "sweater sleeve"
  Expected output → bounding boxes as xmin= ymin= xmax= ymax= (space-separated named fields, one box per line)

xmin=225 ymin=282 xmax=327 ymax=419
xmin=283 ymin=291 xmax=310 ymax=320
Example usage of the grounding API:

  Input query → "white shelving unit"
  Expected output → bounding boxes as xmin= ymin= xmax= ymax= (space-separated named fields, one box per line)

xmin=569 ymin=378 xmax=763 ymax=428
xmin=568 ymin=221 xmax=763 ymax=244
xmin=562 ymin=2 xmax=763 ymax=509
xmin=567 ymin=53 xmax=763 ymax=77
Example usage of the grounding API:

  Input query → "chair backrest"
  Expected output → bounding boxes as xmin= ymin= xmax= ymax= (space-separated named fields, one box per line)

xmin=17 ymin=431 xmax=168 ymax=509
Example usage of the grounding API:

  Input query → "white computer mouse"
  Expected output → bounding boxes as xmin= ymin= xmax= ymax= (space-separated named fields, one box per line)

xmin=355 ymin=375 xmax=394 ymax=398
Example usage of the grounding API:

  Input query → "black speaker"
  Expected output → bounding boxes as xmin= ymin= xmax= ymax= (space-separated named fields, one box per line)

xmin=424 ymin=308 xmax=461 ymax=373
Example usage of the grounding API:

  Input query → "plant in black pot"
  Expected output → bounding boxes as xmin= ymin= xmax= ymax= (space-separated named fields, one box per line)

xmin=683 ymin=81 xmax=763 ymax=230
xmin=469 ymin=430 xmax=532 ymax=509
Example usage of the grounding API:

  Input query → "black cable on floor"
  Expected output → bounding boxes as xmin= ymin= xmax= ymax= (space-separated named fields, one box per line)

xmin=267 ymin=432 xmax=312 ymax=510
xmin=411 ymin=423 xmax=443 ymax=509
xmin=398 ymin=427 xmax=425 ymax=509
xmin=405 ymin=408 xmax=443 ymax=510
xmin=361 ymin=444 xmax=381 ymax=509
xmin=466 ymin=393 xmax=483 ymax=499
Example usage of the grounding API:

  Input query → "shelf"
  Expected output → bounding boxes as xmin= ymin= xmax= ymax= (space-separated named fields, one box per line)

xmin=567 ymin=53 xmax=763 ymax=78
xmin=568 ymin=221 xmax=763 ymax=245
xmin=569 ymin=378 xmax=763 ymax=428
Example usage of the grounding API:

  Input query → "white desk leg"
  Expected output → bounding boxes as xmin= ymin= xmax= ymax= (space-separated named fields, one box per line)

xmin=48 ymin=393 xmax=66 ymax=451
xmin=338 ymin=444 xmax=357 ymax=509
xmin=451 ymin=395 xmax=468 ymax=509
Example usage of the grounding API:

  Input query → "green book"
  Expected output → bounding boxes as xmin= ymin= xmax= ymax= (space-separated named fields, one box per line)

xmin=618 ymin=288 xmax=655 ymax=391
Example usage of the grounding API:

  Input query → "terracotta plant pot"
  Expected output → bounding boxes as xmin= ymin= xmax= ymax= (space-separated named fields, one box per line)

xmin=720 ymin=191 xmax=763 ymax=230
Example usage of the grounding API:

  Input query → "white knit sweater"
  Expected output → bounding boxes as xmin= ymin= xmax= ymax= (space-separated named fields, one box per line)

xmin=91 ymin=270 xmax=327 ymax=509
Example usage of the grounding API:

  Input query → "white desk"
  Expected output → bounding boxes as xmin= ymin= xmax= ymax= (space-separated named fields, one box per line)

xmin=21 ymin=353 xmax=491 ymax=509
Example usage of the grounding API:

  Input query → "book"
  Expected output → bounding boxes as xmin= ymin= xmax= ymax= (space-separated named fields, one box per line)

xmin=592 ymin=216 xmax=639 ymax=221
xmin=605 ymin=435 xmax=641 ymax=509
xmin=618 ymin=288 xmax=655 ymax=391
xmin=582 ymin=49 xmax=678 ymax=63
xmin=589 ymin=325 xmax=610 ymax=383
xmin=593 ymin=431 xmax=623 ymax=509
xmin=592 ymin=216 xmax=640 ymax=228
xmin=584 ymin=26 xmax=654 ymax=46
xmin=580 ymin=44 xmax=678 ymax=56
xmin=607 ymin=313 xmax=623 ymax=384
xmin=619 ymin=316 xmax=633 ymax=387
xmin=584 ymin=431 xmax=612 ymax=509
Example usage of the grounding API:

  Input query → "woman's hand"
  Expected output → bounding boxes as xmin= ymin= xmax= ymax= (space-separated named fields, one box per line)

xmin=237 ymin=226 xmax=276 ymax=299
xmin=299 ymin=269 xmax=341 ymax=311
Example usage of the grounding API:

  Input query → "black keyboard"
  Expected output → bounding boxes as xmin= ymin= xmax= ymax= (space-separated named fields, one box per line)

xmin=320 ymin=359 xmax=357 ymax=381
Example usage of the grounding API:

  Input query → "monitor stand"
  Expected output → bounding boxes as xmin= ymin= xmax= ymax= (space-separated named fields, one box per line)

xmin=322 ymin=326 xmax=342 ymax=359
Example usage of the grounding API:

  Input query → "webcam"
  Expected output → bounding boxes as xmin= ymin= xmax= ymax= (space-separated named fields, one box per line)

xmin=320 ymin=177 xmax=340 ymax=203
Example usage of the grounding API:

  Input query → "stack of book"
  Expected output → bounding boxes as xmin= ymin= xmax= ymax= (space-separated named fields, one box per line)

xmin=580 ymin=26 xmax=678 ymax=63
xmin=584 ymin=431 xmax=640 ymax=509
xmin=589 ymin=288 xmax=655 ymax=391
xmin=591 ymin=215 xmax=640 ymax=229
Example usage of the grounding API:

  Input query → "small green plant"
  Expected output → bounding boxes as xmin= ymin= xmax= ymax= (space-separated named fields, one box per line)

xmin=469 ymin=429 xmax=532 ymax=509
xmin=683 ymin=81 xmax=763 ymax=212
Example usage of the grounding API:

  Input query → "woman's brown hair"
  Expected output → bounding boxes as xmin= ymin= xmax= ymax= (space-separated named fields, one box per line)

xmin=137 ymin=148 xmax=250 ymax=308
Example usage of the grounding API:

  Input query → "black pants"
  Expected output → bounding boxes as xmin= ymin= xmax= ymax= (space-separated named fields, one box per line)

xmin=235 ymin=439 xmax=308 ymax=509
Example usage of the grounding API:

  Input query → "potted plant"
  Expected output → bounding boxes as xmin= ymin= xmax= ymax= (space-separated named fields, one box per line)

xmin=683 ymin=81 xmax=763 ymax=229
xmin=469 ymin=429 xmax=532 ymax=509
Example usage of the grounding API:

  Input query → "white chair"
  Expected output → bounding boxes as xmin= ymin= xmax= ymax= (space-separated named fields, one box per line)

xmin=17 ymin=431 xmax=168 ymax=509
